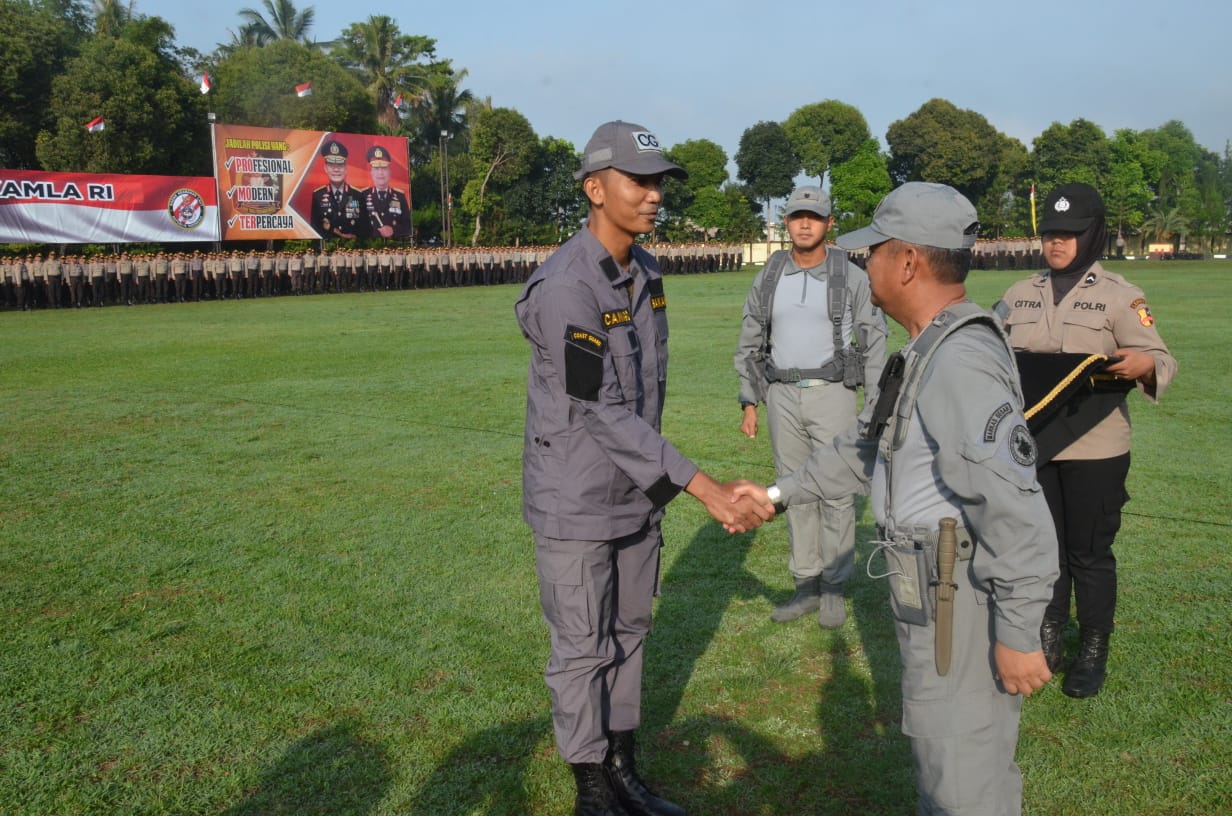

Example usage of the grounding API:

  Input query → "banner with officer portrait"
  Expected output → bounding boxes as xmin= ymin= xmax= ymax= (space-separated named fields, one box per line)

xmin=0 ymin=169 xmax=220 ymax=244
xmin=211 ymin=124 xmax=411 ymax=241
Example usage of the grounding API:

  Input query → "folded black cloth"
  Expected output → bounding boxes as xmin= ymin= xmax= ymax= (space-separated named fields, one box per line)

xmin=1015 ymin=351 xmax=1135 ymax=464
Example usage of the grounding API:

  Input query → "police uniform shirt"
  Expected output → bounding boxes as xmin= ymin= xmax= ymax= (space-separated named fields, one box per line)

xmin=778 ymin=311 xmax=1057 ymax=654
xmin=365 ymin=186 xmax=411 ymax=237
xmin=1001 ymin=261 xmax=1176 ymax=460
xmin=312 ymin=183 xmax=367 ymax=238
xmin=515 ymin=227 xmax=698 ymax=542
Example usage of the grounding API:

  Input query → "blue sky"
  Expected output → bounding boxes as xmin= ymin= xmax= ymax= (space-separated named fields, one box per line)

xmin=152 ymin=0 xmax=1231 ymax=172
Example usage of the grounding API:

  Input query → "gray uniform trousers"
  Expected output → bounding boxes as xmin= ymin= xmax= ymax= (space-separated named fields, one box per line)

xmin=765 ymin=379 xmax=857 ymax=584
xmin=897 ymin=556 xmax=1023 ymax=815
xmin=534 ymin=524 xmax=662 ymax=764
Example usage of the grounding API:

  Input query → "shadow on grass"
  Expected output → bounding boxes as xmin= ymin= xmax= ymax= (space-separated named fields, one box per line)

xmin=406 ymin=515 xmax=914 ymax=813
xmin=638 ymin=512 xmax=915 ymax=813
xmin=219 ymin=718 xmax=391 ymax=816
xmin=406 ymin=715 xmax=553 ymax=815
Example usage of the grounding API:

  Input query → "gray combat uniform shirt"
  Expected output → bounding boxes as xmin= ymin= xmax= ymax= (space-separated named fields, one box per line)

xmin=778 ymin=311 xmax=1056 ymax=653
xmin=515 ymin=227 xmax=699 ymax=541
xmin=734 ymin=248 xmax=887 ymax=413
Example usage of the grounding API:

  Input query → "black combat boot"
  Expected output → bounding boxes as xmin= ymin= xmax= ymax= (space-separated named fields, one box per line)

xmin=770 ymin=576 xmax=821 ymax=623
xmin=604 ymin=731 xmax=685 ymax=816
xmin=571 ymin=762 xmax=630 ymax=816
xmin=1063 ymin=629 xmax=1110 ymax=698
xmin=1040 ymin=616 xmax=1066 ymax=674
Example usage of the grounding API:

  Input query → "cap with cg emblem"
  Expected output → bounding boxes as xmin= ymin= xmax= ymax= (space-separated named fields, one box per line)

xmin=574 ymin=120 xmax=687 ymax=181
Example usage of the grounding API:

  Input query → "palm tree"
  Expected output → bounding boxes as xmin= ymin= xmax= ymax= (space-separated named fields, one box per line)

xmin=92 ymin=0 xmax=132 ymax=36
xmin=1140 ymin=206 xmax=1187 ymax=253
xmin=334 ymin=16 xmax=437 ymax=133
xmin=409 ymin=68 xmax=474 ymax=161
xmin=237 ymin=0 xmax=315 ymax=45
xmin=217 ymin=22 xmax=266 ymax=55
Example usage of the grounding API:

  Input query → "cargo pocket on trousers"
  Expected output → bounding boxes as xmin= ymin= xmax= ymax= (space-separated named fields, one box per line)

xmin=537 ymin=554 xmax=594 ymax=639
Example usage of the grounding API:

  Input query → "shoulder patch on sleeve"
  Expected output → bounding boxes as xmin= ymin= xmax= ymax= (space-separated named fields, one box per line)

xmin=983 ymin=402 xmax=1013 ymax=443
xmin=1009 ymin=424 xmax=1037 ymax=467
xmin=564 ymin=324 xmax=606 ymax=401
xmin=647 ymin=278 xmax=667 ymax=311
xmin=1129 ymin=298 xmax=1154 ymax=326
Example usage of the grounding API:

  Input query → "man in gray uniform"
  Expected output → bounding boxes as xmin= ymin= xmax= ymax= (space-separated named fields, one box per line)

xmin=516 ymin=120 xmax=770 ymax=816
xmin=734 ymin=185 xmax=887 ymax=628
xmin=736 ymin=182 xmax=1057 ymax=815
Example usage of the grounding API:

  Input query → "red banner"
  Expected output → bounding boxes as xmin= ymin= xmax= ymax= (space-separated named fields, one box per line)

xmin=211 ymin=124 xmax=411 ymax=242
xmin=0 ymin=170 xmax=219 ymax=244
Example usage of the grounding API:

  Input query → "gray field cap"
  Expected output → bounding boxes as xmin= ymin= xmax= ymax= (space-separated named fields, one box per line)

xmin=836 ymin=182 xmax=979 ymax=251
xmin=574 ymin=120 xmax=688 ymax=180
xmin=784 ymin=185 xmax=832 ymax=218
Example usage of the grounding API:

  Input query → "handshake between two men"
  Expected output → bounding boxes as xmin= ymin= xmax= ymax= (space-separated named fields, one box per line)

xmin=684 ymin=471 xmax=777 ymax=534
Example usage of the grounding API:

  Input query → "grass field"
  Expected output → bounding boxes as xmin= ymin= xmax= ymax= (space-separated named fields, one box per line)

xmin=1 ymin=260 xmax=1229 ymax=815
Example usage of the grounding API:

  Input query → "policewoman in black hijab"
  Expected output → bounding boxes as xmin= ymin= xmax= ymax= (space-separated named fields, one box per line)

xmin=996 ymin=183 xmax=1177 ymax=697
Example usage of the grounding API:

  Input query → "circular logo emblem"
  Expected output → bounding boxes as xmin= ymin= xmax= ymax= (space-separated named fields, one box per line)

xmin=168 ymin=189 xmax=206 ymax=230
xmin=1009 ymin=425 xmax=1037 ymax=467
xmin=1053 ymin=196 xmax=1070 ymax=213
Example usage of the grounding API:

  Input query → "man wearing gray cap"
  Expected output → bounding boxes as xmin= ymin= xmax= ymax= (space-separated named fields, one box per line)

xmin=734 ymin=185 xmax=887 ymax=628
xmin=516 ymin=120 xmax=771 ymax=816
xmin=735 ymin=182 xmax=1058 ymax=815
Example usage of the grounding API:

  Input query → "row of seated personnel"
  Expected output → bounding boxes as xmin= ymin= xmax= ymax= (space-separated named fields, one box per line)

xmin=0 ymin=244 xmax=746 ymax=310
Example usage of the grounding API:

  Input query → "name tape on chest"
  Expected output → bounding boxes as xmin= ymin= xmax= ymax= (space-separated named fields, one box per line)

xmin=602 ymin=308 xmax=632 ymax=328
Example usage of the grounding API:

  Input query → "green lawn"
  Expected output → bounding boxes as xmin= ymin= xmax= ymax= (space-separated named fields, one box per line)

xmin=1 ymin=261 xmax=1228 ymax=815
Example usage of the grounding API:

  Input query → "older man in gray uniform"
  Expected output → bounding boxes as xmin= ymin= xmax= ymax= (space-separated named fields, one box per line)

xmin=734 ymin=185 xmax=887 ymax=628
xmin=516 ymin=120 xmax=769 ymax=816
xmin=737 ymin=182 xmax=1057 ymax=815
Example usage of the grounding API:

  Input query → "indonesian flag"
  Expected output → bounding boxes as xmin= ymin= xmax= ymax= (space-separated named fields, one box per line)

xmin=200 ymin=73 xmax=211 ymax=94
xmin=392 ymin=93 xmax=403 ymax=109
xmin=295 ymin=81 xmax=312 ymax=97
xmin=85 ymin=116 xmax=105 ymax=133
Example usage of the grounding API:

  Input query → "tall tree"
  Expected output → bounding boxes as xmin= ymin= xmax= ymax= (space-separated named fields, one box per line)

xmin=661 ymin=138 xmax=728 ymax=236
xmin=35 ymin=33 xmax=209 ymax=174
xmin=332 ymin=16 xmax=437 ymax=133
xmin=408 ymin=67 xmax=473 ymax=163
xmin=1102 ymin=129 xmax=1154 ymax=245
xmin=462 ymin=106 xmax=537 ymax=245
xmin=783 ymin=100 xmax=869 ymax=183
xmin=237 ymin=0 xmax=315 ymax=45
xmin=1031 ymin=119 xmax=1111 ymax=193
xmin=0 ymin=0 xmax=87 ymax=168
xmin=887 ymin=98 xmax=1012 ymax=218
xmin=828 ymin=138 xmax=892 ymax=234
xmin=212 ymin=38 xmax=372 ymax=133
xmin=92 ymin=0 xmax=130 ymax=37
xmin=734 ymin=121 xmax=798 ymax=220
xmin=498 ymin=136 xmax=583 ymax=244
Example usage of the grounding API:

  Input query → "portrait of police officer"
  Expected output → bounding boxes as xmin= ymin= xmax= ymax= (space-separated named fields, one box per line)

xmin=363 ymin=145 xmax=411 ymax=239
xmin=312 ymin=139 xmax=367 ymax=240
xmin=736 ymin=182 xmax=1058 ymax=816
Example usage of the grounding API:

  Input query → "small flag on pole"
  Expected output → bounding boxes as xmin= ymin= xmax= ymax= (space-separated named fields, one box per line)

xmin=200 ymin=73 xmax=212 ymax=95
xmin=1029 ymin=183 xmax=1037 ymax=235
xmin=392 ymin=93 xmax=403 ymax=109
xmin=295 ymin=81 xmax=312 ymax=98
xmin=85 ymin=116 xmax=105 ymax=133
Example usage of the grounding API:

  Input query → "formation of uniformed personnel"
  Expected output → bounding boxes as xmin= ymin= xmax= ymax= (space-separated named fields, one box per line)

xmin=734 ymin=185 xmax=888 ymax=629
xmin=311 ymin=140 xmax=368 ymax=240
xmin=2 ymin=240 xmax=742 ymax=312
xmin=737 ymin=182 xmax=1058 ymax=815
xmin=515 ymin=119 xmax=770 ymax=816
xmin=363 ymin=145 xmax=411 ymax=239
xmin=995 ymin=183 xmax=1176 ymax=699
